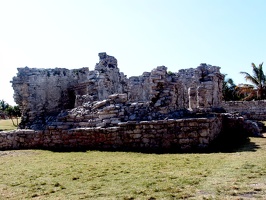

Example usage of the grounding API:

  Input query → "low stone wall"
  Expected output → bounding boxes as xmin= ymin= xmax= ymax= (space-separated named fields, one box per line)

xmin=222 ymin=100 xmax=266 ymax=120
xmin=0 ymin=117 xmax=222 ymax=152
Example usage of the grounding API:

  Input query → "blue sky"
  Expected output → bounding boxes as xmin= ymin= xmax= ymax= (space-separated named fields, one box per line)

xmin=1 ymin=0 xmax=266 ymax=105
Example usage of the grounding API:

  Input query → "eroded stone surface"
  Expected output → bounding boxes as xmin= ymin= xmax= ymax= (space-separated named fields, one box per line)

xmin=0 ymin=117 xmax=222 ymax=152
xmin=223 ymin=100 xmax=266 ymax=121
xmin=6 ymin=52 xmax=255 ymax=152
xmin=12 ymin=53 xmax=224 ymax=129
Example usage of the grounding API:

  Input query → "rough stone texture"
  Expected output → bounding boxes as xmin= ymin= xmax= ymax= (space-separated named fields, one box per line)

xmin=0 ymin=114 xmax=257 ymax=152
xmin=221 ymin=113 xmax=263 ymax=137
xmin=12 ymin=53 xmax=224 ymax=129
xmin=222 ymin=100 xmax=266 ymax=120
xmin=0 ymin=117 xmax=222 ymax=152
xmin=5 ymin=52 xmax=255 ymax=152
xmin=12 ymin=67 xmax=89 ymax=129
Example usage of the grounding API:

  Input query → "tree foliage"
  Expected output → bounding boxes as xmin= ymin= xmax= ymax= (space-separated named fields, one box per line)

xmin=222 ymin=75 xmax=241 ymax=101
xmin=0 ymin=100 xmax=21 ymax=126
xmin=240 ymin=63 xmax=266 ymax=100
xmin=0 ymin=100 xmax=9 ymax=111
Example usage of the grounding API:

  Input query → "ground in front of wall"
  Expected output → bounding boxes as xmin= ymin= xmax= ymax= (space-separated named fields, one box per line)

xmin=0 ymin=134 xmax=265 ymax=199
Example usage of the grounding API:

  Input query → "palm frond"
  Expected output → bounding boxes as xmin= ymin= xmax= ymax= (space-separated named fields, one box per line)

xmin=239 ymin=63 xmax=266 ymax=99
xmin=259 ymin=62 xmax=266 ymax=84
xmin=251 ymin=63 xmax=260 ymax=78
xmin=240 ymin=71 xmax=259 ymax=86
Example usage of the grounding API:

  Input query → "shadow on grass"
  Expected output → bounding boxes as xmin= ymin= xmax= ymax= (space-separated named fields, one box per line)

xmin=236 ymin=138 xmax=261 ymax=152
xmin=45 ymin=137 xmax=262 ymax=154
xmin=207 ymin=136 xmax=262 ymax=153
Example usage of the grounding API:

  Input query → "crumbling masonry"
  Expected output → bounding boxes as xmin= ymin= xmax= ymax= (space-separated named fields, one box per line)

xmin=12 ymin=52 xmax=223 ymax=129
xmin=0 ymin=53 xmax=258 ymax=152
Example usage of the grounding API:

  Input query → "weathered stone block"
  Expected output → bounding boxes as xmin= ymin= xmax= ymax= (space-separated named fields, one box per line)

xmin=199 ymin=129 xmax=209 ymax=137
xmin=199 ymin=137 xmax=209 ymax=144
xmin=179 ymin=139 xmax=190 ymax=144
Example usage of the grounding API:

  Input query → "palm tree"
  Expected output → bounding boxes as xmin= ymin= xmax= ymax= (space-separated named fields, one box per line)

xmin=240 ymin=62 xmax=266 ymax=100
xmin=222 ymin=75 xmax=239 ymax=101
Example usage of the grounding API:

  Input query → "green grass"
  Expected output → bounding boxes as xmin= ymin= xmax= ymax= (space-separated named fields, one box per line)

xmin=0 ymin=118 xmax=20 ymax=131
xmin=0 ymin=136 xmax=266 ymax=199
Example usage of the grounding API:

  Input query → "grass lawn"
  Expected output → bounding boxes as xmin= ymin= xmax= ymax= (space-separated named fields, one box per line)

xmin=0 ymin=136 xmax=266 ymax=199
xmin=0 ymin=118 xmax=20 ymax=131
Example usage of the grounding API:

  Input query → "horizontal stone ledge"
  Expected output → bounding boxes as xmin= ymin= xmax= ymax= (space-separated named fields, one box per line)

xmin=68 ymin=127 xmax=122 ymax=132
xmin=117 ymin=118 xmax=214 ymax=126
xmin=0 ymin=129 xmax=42 ymax=134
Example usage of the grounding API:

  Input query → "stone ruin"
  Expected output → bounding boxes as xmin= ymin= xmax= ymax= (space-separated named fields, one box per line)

xmin=12 ymin=52 xmax=224 ymax=129
xmin=0 ymin=52 xmax=261 ymax=152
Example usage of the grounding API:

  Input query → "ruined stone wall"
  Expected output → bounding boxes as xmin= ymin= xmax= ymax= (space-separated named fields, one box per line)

xmin=12 ymin=52 xmax=224 ymax=130
xmin=177 ymin=65 xmax=223 ymax=111
xmin=0 ymin=116 xmax=222 ymax=152
xmin=12 ymin=53 xmax=128 ymax=129
xmin=127 ymin=64 xmax=224 ymax=113
xmin=222 ymin=100 xmax=266 ymax=120
xmin=12 ymin=67 xmax=89 ymax=129
xmin=6 ymin=52 xmax=257 ymax=152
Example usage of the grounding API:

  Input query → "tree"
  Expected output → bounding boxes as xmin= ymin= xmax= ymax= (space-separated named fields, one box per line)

xmin=240 ymin=63 xmax=266 ymax=100
xmin=0 ymin=100 xmax=21 ymax=126
xmin=222 ymin=75 xmax=240 ymax=101
xmin=235 ymin=84 xmax=256 ymax=101
xmin=0 ymin=100 xmax=9 ymax=119
xmin=0 ymin=100 xmax=9 ymax=111
xmin=6 ymin=105 xmax=21 ymax=127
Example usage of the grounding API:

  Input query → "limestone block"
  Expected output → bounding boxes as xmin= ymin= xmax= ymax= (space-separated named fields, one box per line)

xmin=179 ymin=138 xmax=190 ymax=144
xmin=142 ymin=138 xmax=150 ymax=144
xmin=188 ymin=131 xmax=198 ymax=138
xmin=133 ymin=134 xmax=142 ymax=139
xmin=98 ymin=113 xmax=117 ymax=120
xmin=199 ymin=129 xmax=209 ymax=137
xmin=199 ymin=137 xmax=209 ymax=144
xmin=108 ymin=94 xmax=127 ymax=103
xmin=78 ymin=122 xmax=90 ymax=127
xmin=110 ymin=118 xmax=121 ymax=125
xmin=101 ymin=106 xmax=115 ymax=113
xmin=93 ymin=100 xmax=108 ymax=110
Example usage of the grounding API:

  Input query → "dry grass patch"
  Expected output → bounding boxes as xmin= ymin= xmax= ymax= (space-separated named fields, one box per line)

xmin=0 ymin=118 xmax=20 ymax=131
xmin=0 ymin=136 xmax=266 ymax=199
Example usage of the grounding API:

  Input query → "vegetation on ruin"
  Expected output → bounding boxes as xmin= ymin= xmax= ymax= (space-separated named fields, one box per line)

xmin=0 ymin=136 xmax=266 ymax=199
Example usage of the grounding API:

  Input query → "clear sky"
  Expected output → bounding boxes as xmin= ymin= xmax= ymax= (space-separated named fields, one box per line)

xmin=1 ymin=0 xmax=266 ymax=105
